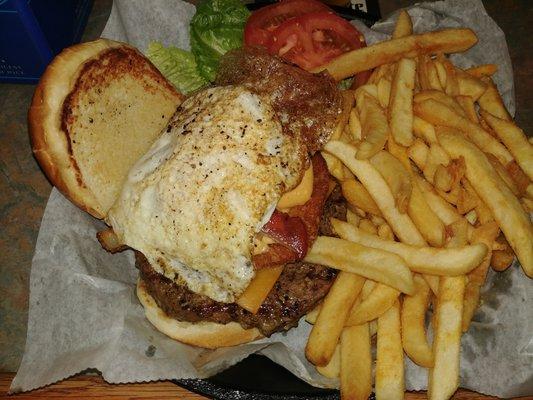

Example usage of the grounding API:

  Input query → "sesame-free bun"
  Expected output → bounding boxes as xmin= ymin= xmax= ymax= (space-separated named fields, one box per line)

xmin=29 ymin=39 xmax=183 ymax=218
xmin=137 ymin=279 xmax=262 ymax=348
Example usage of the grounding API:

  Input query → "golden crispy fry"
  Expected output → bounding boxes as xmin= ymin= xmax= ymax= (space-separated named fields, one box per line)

xmin=340 ymin=323 xmax=372 ymax=400
xmin=464 ymin=209 xmax=478 ymax=225
xmin=316 ymin=343 xmax=341 ymax=378
xmin=443 ymin=58 xmax=460 ymax=96
xmin=393 ymin=10 xmax=413 ymax=38
xmin=423 ymin=143 xmax=451 ymax=183
xmin=348 ymin=108 xmax=362 ymax=140
xmin=346 ymin=208 xmax=361 ymax=227
xmin=417 ymin=55 xmax=431 ymax=91
xmin=408 ymin=139 xmax=430 ymax=170
xmin=506 ymin=160 xmax=530 ymax=196
xmin=434 ymin=165 xmax=453 ymax=192
xmin=468 ymin=221 xmax=500 ymax=285
xmin=312 ymin=29 xmax=478 ymax=81
xmin=375 ymin=300 xmax=404 ymax=400
xmin=359 ymin=218 xmax=378 ymax=235
xmin=428 ymin=275 xmax=466 ymax=400
xmin=377 ymin=223 xmax=395 ymax=241
xmin=346 ymin=283 xmax=399 ymax=326
xmin=481 ymin=110 xmax=533 ymax=181
xmin=416 ymin=102 xmax=513 ymax=165
xmin=361 ymin=279 xmax=376 ymax=300
xmin=455 ymin=68 xmax=487 ymax=101
xmin=465 ymin=64 xmax=497 ymax=78
xmin=408 ymin=182 xmax=446 ymax=247
xmin=427 ymin=61 xmax=444 ymax=91
xmin=457 ymin=180 xmax=479 ymax=215
xmin=322 ymin=152 xmax=348 ymax=182
xmin=455 ymin=95 xmax=479 ymax=123
xmin=402 ymin=275 xmax=434 ymax=368
xmin=306 ymin=272 xmax=365 ymax=366
xmin=342 ymin=179 xmax=383 ymax=217
xmin=305 ymin=236 xmax=414 ymax=294
xmin=486 ymin=154 xmax=521 ymax=196
xmin=414 ymin=90 xmax=465 ymax=117
xmin=325 ymin=141 xmax=426 ymax=246
xmin=462 ymin=281 xmax=481 ymax=333
xmin=237 ymin=266 xmax=284 ymax=313
xmin=356 ymin=93 xmax=390 ymax=159
xmin=370 ymin=151 xmax=412 ymax=213
xmin=491 ymin=249 xmax=515 ymax=271
xmin=413 ymin=116 xmax=438 ymax=143
xmin=478 ymin=77 xmax=511 ymax=121
xmin=437 ymin=130 xmax=533 ymax=277
xmin=305 ymin=303 xmax=322 ymax=325
xmin=332 ymin=219 xmax=486 ymax=276
xmin=434 ymin=60 xmax=447 ymax=88
xmin=446 ymin=218 xmax=470 ymax=248
xmin=377 ymin=77 xmax=391 ymax=109
xmin=389 ymin=57 xmax=417 ymax=146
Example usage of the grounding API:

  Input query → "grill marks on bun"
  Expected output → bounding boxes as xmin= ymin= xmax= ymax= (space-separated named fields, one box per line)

xmin=29 ymin=39 xmax=183 ymax=218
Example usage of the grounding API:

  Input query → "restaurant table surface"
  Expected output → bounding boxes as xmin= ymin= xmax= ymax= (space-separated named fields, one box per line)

xmin=0 ymin=0 xmax=531 ymax=398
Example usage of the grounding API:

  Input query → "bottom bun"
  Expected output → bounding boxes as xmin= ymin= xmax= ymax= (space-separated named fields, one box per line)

xmin=136 ymin=279 xmax=263 ymax=348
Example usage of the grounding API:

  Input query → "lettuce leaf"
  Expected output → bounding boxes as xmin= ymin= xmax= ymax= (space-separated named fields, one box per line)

xmin=147 ymin=42 xmax=208 ymax=95
xmin=190 ymin=0 xmax=250 ymax=82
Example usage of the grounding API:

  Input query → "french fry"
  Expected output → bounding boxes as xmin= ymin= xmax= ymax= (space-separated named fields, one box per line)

xmin=414 ymin=100 xmax=513 ymax=165
xmin=346 ymin=208 xmax=361 ymax=227
xmin=342 ymin=179 xmax=382 ymax=216
xmin=323 ymin=152 xmax=348 ymax=182
xmin=348 ymin=108 xmax=362 ymax=140
xmin=486 ymin=154 xmax=521 ymax=197
xmin=442 ymin=58 xmax=459 ymax=96
xmin=361 ymin=279 xmax=376 ymax=299
xmin=481 ymin=110 xmax=533 ymax=181
xmin=305 ymin=236 xmax=415 ymax=294
xmin=413 ymin=116 xmax=437 ymax=143
xmin=428 ymin=275 xmax=466 ymax=400
xmin=478 ymin=77 xmax=511 ymax=121
xmin=437 ymin=129 xmax=533 ymax=277
xmin=427 ymin=60 xmax=444 ymax=91
xmin=468 ymin=222 xmax=500 ymax=285
xmin=389 ymin=57 xmax=417 ymax=146
xmin=356 ymin=93 xmax=390 ymax=159
xmin=465 ymin=64 xmax=497 ymax=78
xmin=408 ymin=139 xmax=430 ymax=169
xmin=414 ymin=90 xmax=465 ymax=117
xmin=491 ymin=249 xmax=515 ymax=271
xmin=359 ymin=218 xmax=378 ymax=235
xmin=402 ymin=275 xmax=434 ymax=368
xmin=434 ymin=60 xmax=447 ymax=88
xmin=346 ymin=283 xmax=399 ymax=326
xmin=455 ymin=68 xmax=487 ymax=101
xmin=333 ymin=219 xmax=486 ymax=276
xmin=306 ymin=271 xmax=365 ymax=366
xmin=312 ymin=29 xmax=478 ymax=81
xmin=506 ymin=160 xmax=530 ymax=196
xmin=377 ymin=77 xmax=391 ymax=108
xmin=408 ymin=182 xmax=446 ymax=247
xmin=316 ymin=343 xmax=341 ymax=378
xmin=462 ymin=281 xmax=481 ymax=333
xmin=340 ymin=323 xmax=372 ymax=400
xmin=434 ymin=164 xmax=453 ymax=192
xmin=237 ymin=266 xmax=284 ymax=313
xmin=305 ymin=303 xmax=322 ymax=325
xmin=455 ymin=95 xmax=479 ymax=123
xmin=325 ymin=141 xmax=426 ymax=246
xmin=393 ymin=10 xmax=413 ymax=38
xmin=375 ymin=300 xmax=404 ymax=400
xmin=370 ymin=151 xmax=412 ymax=213
xmin=377 ymin=223 xmax=395 ymax=241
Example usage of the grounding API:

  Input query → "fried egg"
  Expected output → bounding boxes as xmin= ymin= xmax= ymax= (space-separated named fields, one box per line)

xmin=107 ymin=85 xmax=306 ymax=302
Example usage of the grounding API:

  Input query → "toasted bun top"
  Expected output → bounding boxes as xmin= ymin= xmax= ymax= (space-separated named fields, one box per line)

xmin=136 ymin=279 xmax=262 ymax=348
xmin=29 ymin=39 xmax=183 ymax=218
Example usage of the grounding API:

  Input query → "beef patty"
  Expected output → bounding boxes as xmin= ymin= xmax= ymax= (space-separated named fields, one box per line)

xmin=137 ymin=185 xmax=347 ymax=337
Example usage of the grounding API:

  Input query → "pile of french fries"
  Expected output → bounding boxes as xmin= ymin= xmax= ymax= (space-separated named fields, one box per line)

xmin=305 ymin=10 xmax=533 ymax=400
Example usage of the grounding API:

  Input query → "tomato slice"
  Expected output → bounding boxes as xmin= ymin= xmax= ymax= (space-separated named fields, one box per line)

xmin=267 ymin=11 xmax=365 ymax=71
xmin=244 ymin=0 xmax=331 ymax=47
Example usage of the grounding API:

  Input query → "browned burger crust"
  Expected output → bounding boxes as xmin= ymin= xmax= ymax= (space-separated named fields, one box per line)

xmin=29 ymin=39 xmax=183 ymax=218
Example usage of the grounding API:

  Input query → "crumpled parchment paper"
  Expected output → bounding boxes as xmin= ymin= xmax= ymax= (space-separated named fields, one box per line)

xmin=11 ymin=0 xmax=533 ymax=397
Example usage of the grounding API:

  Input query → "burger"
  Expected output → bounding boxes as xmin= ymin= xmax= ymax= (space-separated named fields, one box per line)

xmin=29 ymin=40 xmax=346 ymax=348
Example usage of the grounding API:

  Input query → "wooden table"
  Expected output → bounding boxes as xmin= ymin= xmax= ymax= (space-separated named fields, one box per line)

xmin=0 ymin=0 xmax=531 ymax=399
xmin=2 ymin=373 xmax=529 ymax=399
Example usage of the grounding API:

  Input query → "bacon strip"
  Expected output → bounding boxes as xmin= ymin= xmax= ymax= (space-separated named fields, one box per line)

xmin=253 ymin=153 xmax=330 ymax=269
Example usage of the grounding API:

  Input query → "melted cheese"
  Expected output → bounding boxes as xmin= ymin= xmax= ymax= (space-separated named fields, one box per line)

xmin=107 ymin=86 xmax=306 ymax=302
